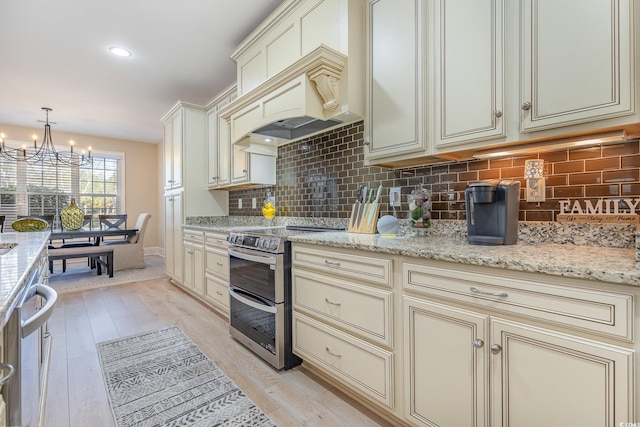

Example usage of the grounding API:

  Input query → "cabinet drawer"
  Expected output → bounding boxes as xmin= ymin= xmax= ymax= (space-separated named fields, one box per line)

xmin=205 ymin=247 xmax=229 ymax=279
xmin=292 ymin=268 xmax=393 ymax=347
xmin=293 ymin=313 xmax=394 ymax=408
xmin=205 ymin=274 xmax=229 ymax=311
xmin=403 ymin=262 xmax=634 ymax=341
xmin=183 ymin=229 xmax=204 ymax=243
xmin=205 ymin=232 xmax=229 ymax=249
xmin=292 ymin=245 xmax=392 ymax=288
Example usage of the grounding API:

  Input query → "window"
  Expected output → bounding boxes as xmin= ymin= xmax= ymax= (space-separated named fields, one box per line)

xmin=0 ymin=151 xmax=123 ymax=228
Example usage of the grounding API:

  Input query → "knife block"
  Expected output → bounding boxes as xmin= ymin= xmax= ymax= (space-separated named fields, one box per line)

xmin=348 ymin=203 xmax=380 ymax=234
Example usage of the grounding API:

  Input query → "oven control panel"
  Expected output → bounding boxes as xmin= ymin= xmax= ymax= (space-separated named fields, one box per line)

xmin=227 ymin=232 xmax=283 ymax=253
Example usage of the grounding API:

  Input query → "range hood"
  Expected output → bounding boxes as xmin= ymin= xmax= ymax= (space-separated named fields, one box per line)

xmin=252 ymin=116 xmax=343 ymax=140
xmin=219 ymin=45 xmax=361 ymax=146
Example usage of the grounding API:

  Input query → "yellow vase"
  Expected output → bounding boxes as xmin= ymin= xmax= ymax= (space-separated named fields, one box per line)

xmin=61 ymin=198 xmax=84 ymax=230
xmin=262 ymin=201 xmax=276 ymax=219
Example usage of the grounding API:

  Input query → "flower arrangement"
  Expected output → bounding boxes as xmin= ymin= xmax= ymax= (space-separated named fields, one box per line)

xmin=408 ymin=185 xmax=432 ymax=229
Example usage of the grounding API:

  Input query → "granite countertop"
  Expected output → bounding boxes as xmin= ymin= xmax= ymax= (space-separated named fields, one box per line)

xmin=0 ymin=231 xmax=50 ymax=327
xmin=286 ymin=231 xmax=640 ymax=287
xmin=184 ymin=217 xmax=640 ymax=287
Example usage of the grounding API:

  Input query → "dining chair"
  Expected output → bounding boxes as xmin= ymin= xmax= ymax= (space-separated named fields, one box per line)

xmin=99 ymin=214 xmax=128 ymax=243
xmin=0 ymin=216 xmax=4 ymax=233
xmin=99 ymin=214 xmax=127 ymax=230
xmin=101 ymin=213 xmax=151 ymax=271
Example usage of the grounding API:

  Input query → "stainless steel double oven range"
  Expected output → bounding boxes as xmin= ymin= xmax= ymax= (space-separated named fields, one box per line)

xmin=226 ymin=226 xmax=341 ymax=370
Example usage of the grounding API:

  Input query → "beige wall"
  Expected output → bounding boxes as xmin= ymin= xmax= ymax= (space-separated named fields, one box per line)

xmin=0 ymin=123 xmax=161 ymax=249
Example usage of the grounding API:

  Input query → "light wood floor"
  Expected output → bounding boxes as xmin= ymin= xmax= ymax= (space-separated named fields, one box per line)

xmin=44 ymin=277 xmax=393 ymax=427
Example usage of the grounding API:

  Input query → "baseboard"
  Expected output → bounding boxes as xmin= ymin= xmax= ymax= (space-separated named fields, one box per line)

xmin=144 ymin=246 xmax=163 ymax=257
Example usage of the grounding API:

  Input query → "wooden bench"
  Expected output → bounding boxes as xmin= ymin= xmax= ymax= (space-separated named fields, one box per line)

xmin=48 ymin=246 xmax=114 ymax=277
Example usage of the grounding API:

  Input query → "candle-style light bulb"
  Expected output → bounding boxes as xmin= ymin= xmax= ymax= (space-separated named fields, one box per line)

xmin=69 ymin=140 xmax=74 ymax=154
xmin=32 ymin=134 xmax=37 ymax=148
xmin=21 ymin=144 xmax=26 ymax=157
xmin=88 ymin=146 xmax=92 ymax=157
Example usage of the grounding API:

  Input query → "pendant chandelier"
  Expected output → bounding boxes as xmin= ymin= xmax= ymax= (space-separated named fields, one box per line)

xmin=0 ymin=107 xmax=92 ymax=167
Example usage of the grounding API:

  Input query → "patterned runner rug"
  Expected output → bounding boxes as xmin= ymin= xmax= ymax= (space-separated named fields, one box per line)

xmin=97 ymin=325 xmax=276 ymax=427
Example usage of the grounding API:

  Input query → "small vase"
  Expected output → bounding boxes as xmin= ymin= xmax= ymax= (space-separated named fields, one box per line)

xmin=61 ymin=198 xmax=84 ymax=230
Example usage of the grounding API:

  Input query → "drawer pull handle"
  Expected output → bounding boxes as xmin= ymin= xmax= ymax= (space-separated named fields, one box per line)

xmin=216 ymin=262 xmax=224 ymax=266
xmin=490 ymin=344 xmax=502 ymax=354
xmin=472 ymin=339 xmax=484 ymax=348
xmin=216 ymin=291 xmax=223 ymax=296
xmin=325 ymin=347 xmax=342 ymax=358
xmin=325 ymin=260 xmax=341 ymax=268
xmin=325 ymin=298 xmax=342 ymax=306
xmin=470 ymin=287 xmax=508 ymax=298
xmin=187 ymin=250 xmax=194 ymax=254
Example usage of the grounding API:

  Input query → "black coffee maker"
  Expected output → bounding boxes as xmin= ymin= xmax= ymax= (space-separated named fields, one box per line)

xmin=465 ymin=180 xmax=520 ymax=245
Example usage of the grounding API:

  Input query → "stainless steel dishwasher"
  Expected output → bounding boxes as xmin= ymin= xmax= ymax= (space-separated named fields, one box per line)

xmin=2 ymin=256 xmax=57 ymax=427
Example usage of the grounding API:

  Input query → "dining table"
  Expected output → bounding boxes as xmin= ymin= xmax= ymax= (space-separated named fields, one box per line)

xmin=49 ymin=228 xmax=138 ymax=245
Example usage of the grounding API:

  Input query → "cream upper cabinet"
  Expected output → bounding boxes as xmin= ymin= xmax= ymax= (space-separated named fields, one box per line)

xmin=206 ymin=85 xmax=276 ymax=189
xmin=433 ymin=0 xmax=505 ymax=149
xmin=206 ymin=86 xmax=236 ymax=189
xmin=163 ymin=109 xmax=183 ymax=190
xmin=367 ymin=0 xmax=639 ymax=166
xmin=520 ymin=0 xmax=634 ymax=132
xmin=364 ymin=0 xmax=429 ymax=163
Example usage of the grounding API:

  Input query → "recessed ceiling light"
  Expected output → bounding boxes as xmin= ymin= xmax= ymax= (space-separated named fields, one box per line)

xmin=109 ymin=47 xmax=132 ymax=57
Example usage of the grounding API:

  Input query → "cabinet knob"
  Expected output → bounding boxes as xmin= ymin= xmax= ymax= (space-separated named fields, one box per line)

xmin=211 ymin=177 xmax=217 ymax=181
xmin=363 ymin=139 xmax=370 ymax=146
xmin=490 ymin=344 xmax=502 ymax=354
xmin=521 ymin=101 xmax=532 ymax=111
xmin=472 ymin=339 xmax=484 ymax=348
xmin=242 ymin=169 xmax=247 ymax=173
xmin=493 ymin=110 xmax=503 ymax=118
xmin=187 ymin=250 xmax=193 ymax=254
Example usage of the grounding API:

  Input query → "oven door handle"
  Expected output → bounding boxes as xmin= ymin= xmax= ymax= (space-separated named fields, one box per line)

xmin=228 ymin=247 xmax=277 ymax=265
xmin=229 ymin=288 xmax=277 ymax=314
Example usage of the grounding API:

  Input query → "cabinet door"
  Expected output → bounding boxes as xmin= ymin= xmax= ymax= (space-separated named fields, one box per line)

xmin=365 ymin=0 xmax=428 ymax=160
xmin=520 ymin=0 xmax=634 ymax=132
xmin=231 ymin=144 xmax=249 ymax=184
xmin=490 ymin=319 xmax=634 ymax=427
xmin=217 ymin=115 xmax=232 ymax=187
xmin=183 ymin=242 xmax=203 ymax=294
xmin=163 ymin=119 xmax=174 ymax=189
xmin=206 ymin=108 xmax=219 ymax=188
xmin=164 ymin=110 xmax=183 ymax=189
xmin=403 ymin=296 xmax=488 ymax=427
xmin=433 ymin=0 xmax=505 ymax=149
xmin=164 ymin=192 xmax=183 ymax=282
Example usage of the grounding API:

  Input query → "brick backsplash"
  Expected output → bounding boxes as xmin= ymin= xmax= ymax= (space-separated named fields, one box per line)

xmin=228 ymin=121 xmax=640 ymax=222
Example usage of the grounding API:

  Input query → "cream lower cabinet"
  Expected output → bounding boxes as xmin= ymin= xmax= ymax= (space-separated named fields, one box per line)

xmin=403 ymin=260 xmax=635 ymax=427
xmin=204 ymin=232 xmax=229 ymax=315
xmin=291 ymin=244 xmax=395 ymax=410
xmin=182 ymin=230 xmax=204 ymax=296
xmin=164 ymin=190 xmax=183 ymax=282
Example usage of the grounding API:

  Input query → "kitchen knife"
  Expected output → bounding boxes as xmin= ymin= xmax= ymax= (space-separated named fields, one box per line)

xmin=350 ymin=184 xmax=362 ymax=229
xmin=355 ymin=185 xmax=368 ymax=229
xmin=367 ymin=184 xmax=383 ymax=226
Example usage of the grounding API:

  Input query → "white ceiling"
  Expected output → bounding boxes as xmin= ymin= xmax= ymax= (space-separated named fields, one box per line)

xmin=0 ymin=0 xmax=283 ymax=144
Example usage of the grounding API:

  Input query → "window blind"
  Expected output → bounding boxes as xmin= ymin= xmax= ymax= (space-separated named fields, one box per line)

xmin=0 ymin=152 xmax=123 ymax=229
